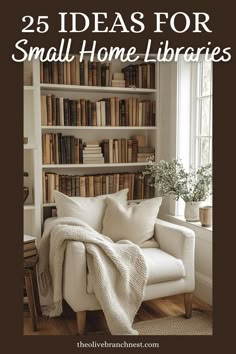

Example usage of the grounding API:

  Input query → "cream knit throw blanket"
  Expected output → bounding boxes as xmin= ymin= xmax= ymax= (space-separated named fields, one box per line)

xmin=37 ymin=217 xmax=148 ymax=335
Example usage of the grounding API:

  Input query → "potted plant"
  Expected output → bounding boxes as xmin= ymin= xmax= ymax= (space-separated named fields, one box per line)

xmin=143 ymin=158 xmax=212 ymax=221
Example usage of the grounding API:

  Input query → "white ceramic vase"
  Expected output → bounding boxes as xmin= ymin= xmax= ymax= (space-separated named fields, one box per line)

xmin=184 ymin=201 xmax=203 ymax=222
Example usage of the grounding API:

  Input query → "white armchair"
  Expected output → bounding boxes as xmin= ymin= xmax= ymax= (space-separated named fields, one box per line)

xmin=62 ymin=218 xmax=195 ymax=334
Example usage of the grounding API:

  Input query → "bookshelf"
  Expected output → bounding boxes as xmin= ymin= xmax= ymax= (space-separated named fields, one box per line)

xmin=41 ymin=126 xmax=156 ymax=130
xmin=24 ymin=57 xmax=160 ymax=240
xmin=42 ymin=162 xmax=148 ymax=168
xmin=23 ymin=61 xmax=42 ymax=239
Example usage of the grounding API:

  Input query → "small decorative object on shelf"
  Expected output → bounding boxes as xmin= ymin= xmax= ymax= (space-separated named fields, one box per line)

xmin=24 ymin=172 xmax=29 ymax=203
xmin=142 ymin=158 xmax=212 ymax=222
xmin=24 ymin=137 xmax=28 ymax=144
xmin=199 ymin=206 xmax=213 ymax=227
xmin=112 ymin=72 xmax=125 ymax=87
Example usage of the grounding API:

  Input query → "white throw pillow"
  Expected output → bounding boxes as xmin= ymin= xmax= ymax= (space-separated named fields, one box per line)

xmin=53 ymin=189 xmax=129 ymax=232
xmin=102 ymin=197 xmax=162 ymax=246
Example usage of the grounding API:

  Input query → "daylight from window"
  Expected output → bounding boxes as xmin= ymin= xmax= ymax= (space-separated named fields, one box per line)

xmin=191 ymin=61 xmax=212 ymax=169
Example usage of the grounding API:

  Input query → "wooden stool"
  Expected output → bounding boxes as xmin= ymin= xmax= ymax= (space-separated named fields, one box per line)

xmin=24 ymin=255 xmax=41 ymax=331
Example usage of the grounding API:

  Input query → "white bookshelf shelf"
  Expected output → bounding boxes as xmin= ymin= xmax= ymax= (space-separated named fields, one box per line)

xmin=24 ymin=144 xmax=38 ymax=150
xmin=41 ymin=126 xmax=156 ymax=130
xmin=43 ymin=199 xmax=144 ymax=208
xmin=43 ymin=203 xmax=56 ymax=207
xmin=42 ymin=162 xmax=147 ymax=169
xmin=24 ymin=86 xmax=34 ymax=91
xmin=24 ymin=205 xmax=35 ymax=210
xmin=40 ymin=84 xmax=157 ymax=95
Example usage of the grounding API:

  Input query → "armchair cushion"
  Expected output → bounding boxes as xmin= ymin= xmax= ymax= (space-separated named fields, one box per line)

xmin=142 ymin=248 xmax=185 ymax=284
xmin=87 ymin=247 xmax=185 ymax=294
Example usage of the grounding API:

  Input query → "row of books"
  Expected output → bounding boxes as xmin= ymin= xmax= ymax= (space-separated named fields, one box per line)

xmin=122 ymin=63 xmax=156 ymax=89
xmin=101 ymin=139 xmax=154 ymax=164
xmin=42 ymin=134 xmax=82 ymax=165
xmin=43 ymin=172 xmax=155 ymax=203
xmin=24 ymin=235 xmax=37 ymax=259
xmin=41 ymin=95 xmax=156 ymax=127
xmin=40 ymin=58 xmax=156 ymax=89
xmin=42 ymin=134 xmax=155 ymax=165
xmin=40 ymin=58 xmax=112 ymax=86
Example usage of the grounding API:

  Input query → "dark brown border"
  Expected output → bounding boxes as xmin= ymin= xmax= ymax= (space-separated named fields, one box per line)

xmin=0 ymin=0 xmax=235 ymax=353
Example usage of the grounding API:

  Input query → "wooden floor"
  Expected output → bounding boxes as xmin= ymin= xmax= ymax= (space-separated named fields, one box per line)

xmin=24 ymin=294 xmax=212 ymax=335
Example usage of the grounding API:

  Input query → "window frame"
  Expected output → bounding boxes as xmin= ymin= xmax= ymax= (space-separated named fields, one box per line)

xmin=175 ymin=57 xmax=213 ymax=217
xmin=190 ymin=60 xmax=213 ymax=170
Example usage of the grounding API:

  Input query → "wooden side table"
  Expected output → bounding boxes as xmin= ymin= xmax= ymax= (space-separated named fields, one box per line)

xmin=24 ymin=255 xmax=41 ymax=331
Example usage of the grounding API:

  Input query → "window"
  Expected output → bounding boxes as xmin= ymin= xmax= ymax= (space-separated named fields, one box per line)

xmin=190 ymin=60 xmax=213 ymax=169
xmin=176 ymin=57 xmax=213 ymax=216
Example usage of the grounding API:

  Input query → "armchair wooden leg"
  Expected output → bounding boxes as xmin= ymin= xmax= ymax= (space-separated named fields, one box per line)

xmin=184 ymin=293 xmax=193 ymax=319
xmin=76 ymin=311 xmax=86 ymax=335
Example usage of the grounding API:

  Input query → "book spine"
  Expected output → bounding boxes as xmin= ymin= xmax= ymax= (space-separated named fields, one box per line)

xmin=71 ymin=176 xmax=76 ymax=197
xmin=56 ymin=97 xmax=60 ymax=126
xmin=75 ymin=56 xmax=80 ymax=85
xmin=75 ymin=176 xmax=80 ymax=196
xmin=80 ymin=60 xmax=84 ymax=85
xmin=52 ymin=62 xmax=58 ymax=84
xmin=70 ymin=58 xmax=76 ymax=85
xmin=92 ymin=62 xmax=97 ymax=86
xmin=109 ymin=139 xmax=113 ymax=163
xmin=58 ymin=62 xmax=64 ymax=84
xmin=88 ymin=61 xmax=93 ymax=86
xmin=79 ymin=176 xmax=86 ymax=197
xmin=110 ymin=97 xmax=116 ymax=126
xmin=41 ymin=95 xmax=47 ymax=126
xmin=91 ymin=102 xmax=97 ymax=126
xmin=46 ymin=95 xmax=52 ymax=126
xmin=84 ymin=59 xmax=88 ymax=86
xmin=51 ymin=95 xmax=56 ymax=126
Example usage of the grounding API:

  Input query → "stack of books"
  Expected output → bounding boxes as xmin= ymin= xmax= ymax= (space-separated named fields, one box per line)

xmin=24 ymin=235 xmax=37 ymax=258
xmin=112 ymin=73 xmax=125 ymax=88
xmin=112 ymin=80 xmax=125 ymax=88
xmin=83 ymin=142 xmax=104 ymax=164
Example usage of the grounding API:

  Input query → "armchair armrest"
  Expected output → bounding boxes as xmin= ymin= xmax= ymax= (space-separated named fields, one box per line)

xmin=154 ymin=219 xmax=195 ymax=288
xmin=154 ymin=218 xmax=195 ymax=259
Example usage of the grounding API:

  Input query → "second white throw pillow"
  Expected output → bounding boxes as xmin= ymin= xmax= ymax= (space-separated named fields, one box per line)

xmin=102 ymin=197 xmax=162 ymax=245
